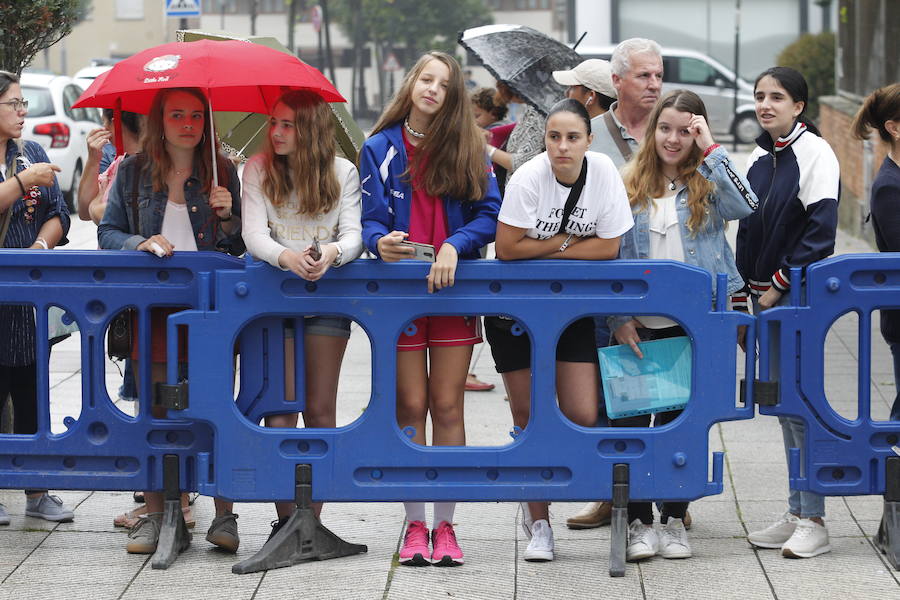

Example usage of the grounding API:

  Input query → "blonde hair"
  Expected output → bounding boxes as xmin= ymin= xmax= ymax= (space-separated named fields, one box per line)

xmin=140 ymin=87 xmax=229 ymax=193
xmin=261 ymin=90 xmax=340 ymax=214
xmin=623 ymin=89 xmax=715 ymax=235
xmin=370 ymin=51 xmax=488 ymax=202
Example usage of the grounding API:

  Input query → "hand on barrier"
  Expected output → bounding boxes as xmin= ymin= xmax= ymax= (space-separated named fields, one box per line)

xmin=427 ymin=243 xmax=459 ymax=293
xmin=689 ymin=113 xmax=715 ymax=151
xmin=613 ymin=319 xmax=645 ymax=359
xmin=208 ymin=185 xmax=233 ymax=219
xmin=377 ymin=231 xmax=415 ymax=262
xmin=304 ymin=243 xmax=339 ymax=282
xmin=278 ymin=247 xmax=318 ymax=280
xmin=22 ymin=162 xmax=62 ymax=188
xmin=758 ymin=287 xmax=783 ymax=311
xmin=137 ymin=234 xmax=174 ymax=257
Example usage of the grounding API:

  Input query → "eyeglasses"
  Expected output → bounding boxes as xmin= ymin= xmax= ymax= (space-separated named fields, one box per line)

xmin=0 ymin=98 xmax=28 ymax=111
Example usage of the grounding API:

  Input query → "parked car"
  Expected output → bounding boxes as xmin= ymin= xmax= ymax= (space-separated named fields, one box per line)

xmin=575 ymin=46 xmax=762 ymax=144
xmin=20 ymin=72 xmax=102 ymax=211
xmin=73 ymin=64 xmax=113 ymax=92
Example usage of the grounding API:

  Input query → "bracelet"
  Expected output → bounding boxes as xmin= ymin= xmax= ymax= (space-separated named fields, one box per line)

xmin=559 ymin=233 xmax=574 ymax=252
xmin=34 ymin=237 xmax=48 ymax=250
xmin=219 ymin=214 xmax=232 ymax=222
xmin=487 ymin=145 xmax=497 ymax=159
xmin=13 ymin=173 xmax=26 ymax=195
xmin=703 ymin=143 xmax=721 ymax=157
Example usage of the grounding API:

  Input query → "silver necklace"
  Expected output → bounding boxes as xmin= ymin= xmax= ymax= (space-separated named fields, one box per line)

xmin=665 ymin=174 xmax=678 ymax=191
xmin=404 ymin=118 xmax=426 ymax=139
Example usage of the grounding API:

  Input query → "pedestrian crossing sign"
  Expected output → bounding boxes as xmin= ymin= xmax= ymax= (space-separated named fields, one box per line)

xmin=166 ymin=0 xmax=201 ymax=18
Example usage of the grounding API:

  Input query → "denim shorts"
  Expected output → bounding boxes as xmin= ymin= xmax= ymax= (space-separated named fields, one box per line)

xmin=284 ymin=316 xmax=352 ymax=339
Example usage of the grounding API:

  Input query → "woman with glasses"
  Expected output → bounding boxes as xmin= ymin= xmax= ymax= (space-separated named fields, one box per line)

xmin=0 ymin=70 xmax=75 ymax=527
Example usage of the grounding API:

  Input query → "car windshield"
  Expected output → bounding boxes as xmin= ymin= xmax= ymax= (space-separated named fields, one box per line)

xmin=22 ymin=86 xmax=54 ymax=118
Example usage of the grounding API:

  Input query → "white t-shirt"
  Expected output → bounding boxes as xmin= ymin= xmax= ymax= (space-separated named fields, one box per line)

xmin=498 ymin=151 xmax=633 ymax=240
xmin=161 ymin=201 xmax=198 ymax=252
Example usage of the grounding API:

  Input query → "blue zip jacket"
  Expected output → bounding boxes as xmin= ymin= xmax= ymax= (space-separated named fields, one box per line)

xmin=610 ymin=146 xmax=758 ymax=331
xmin=736 ymin=122 xmax=839 ymax=295
xmin=359 ymin=122 xmax=501 ymax=259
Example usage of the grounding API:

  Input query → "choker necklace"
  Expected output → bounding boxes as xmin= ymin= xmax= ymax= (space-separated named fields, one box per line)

xmin=664 ymin=174 xmax=678 ymax=191
xmin=404 ymin=118 xmax=426 ymax=139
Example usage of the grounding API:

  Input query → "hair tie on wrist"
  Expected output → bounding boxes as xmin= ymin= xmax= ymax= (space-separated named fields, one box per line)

xmin=13 ymin=173 xmax=26 ymax=195
xmin=703 ymin=143 xmax=721 ymax=158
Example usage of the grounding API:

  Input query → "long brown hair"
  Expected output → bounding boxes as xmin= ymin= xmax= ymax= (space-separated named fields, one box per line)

xmin=261 ymin=90 xmax=340 ymax=214
xmin=140 ymin=87 xmax=228 ymax=193
xmin=370 ymin=51 xmax=488 ymax=201
xmin=852 ymin=83 xmax=900 ymax=144
xmin=623 ymin=89 xmax=715 ymax=235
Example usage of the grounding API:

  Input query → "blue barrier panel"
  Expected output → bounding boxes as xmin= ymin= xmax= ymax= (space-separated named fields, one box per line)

xmin=756 ymin=254 xmax=900 ymax=497
xmin=0 ymin=249 xmax=242 ymax=493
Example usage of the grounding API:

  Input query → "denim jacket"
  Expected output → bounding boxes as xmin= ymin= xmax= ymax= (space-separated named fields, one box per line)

xmin=98 ymin=153 xmax=242 ymax=253
xmin=610 ymin=146 xmax=758 ymax=332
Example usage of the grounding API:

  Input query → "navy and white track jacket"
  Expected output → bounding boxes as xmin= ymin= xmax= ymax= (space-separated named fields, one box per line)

xmin=735 ymin=122 xmax=839 ymax=298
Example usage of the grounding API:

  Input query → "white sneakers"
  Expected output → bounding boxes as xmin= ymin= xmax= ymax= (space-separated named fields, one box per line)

xmin=523 ymin=519 xmax=554 ymax=562
xmin=748 ymin=513 xmax=831 ymax=558
xmin=781 ymin=519 xmax=831 ymax=558
xmin=626 ymin=519 xmax=660 ymax=561
xmin=659 ymin=517 xmax=692 ymax=559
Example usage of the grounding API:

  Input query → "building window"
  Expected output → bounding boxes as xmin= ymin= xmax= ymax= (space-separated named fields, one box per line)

xmin=116 ymin=0 xmax=144 ymax=20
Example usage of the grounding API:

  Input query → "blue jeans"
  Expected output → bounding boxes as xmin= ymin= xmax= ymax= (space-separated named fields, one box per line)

xmin=889 ymin=342 xmax=900 ymax=421
xmin=118 ymin=358 xmax=137 ymax=401
xmin=754 ymin=294 xmax=825 ymax=518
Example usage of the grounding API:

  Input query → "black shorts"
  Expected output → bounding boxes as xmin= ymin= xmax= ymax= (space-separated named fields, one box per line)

xmin=485 ymin=316 xmax=599 ymax=373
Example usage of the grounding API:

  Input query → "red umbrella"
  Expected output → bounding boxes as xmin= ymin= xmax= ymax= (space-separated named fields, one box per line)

xmin=73 ymin=39 xmax=344 ymax=113
xmin=72 ymin=40 xmax=345 ymax=184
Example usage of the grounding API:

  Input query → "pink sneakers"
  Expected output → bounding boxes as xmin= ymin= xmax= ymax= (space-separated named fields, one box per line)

xmin=431 ymin=521 xmax=464 ymax=566
xmin=399 ymin=520 xmax=431 ymax=566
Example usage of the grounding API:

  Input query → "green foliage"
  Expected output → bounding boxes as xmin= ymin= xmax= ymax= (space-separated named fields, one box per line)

xmin=331 ymin=0 xmax=493 ymax=67
xmin=0 ymin=0 xmax=89 ymax=75
xmin=776 ymin=31 xmax=835 ymax=121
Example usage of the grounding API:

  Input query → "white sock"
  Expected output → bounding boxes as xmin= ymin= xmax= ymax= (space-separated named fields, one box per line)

xmin=433 ymin=502 xmax=456 ymax=526
xmin=404 ymin=502 xmax=427 ymax=524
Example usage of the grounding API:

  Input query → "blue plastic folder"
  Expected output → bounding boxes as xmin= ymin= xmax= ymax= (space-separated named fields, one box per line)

xmin=599 ymin=336 xmax=692 ymax=419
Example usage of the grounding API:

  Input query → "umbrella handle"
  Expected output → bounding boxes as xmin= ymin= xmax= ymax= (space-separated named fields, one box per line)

xmin=209 ymin=99 xmax=218 ymax=189
xmin=114 ymin=98 xmax=124 ymax=159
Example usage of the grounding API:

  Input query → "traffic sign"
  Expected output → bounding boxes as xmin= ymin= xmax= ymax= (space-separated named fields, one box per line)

xmin=311 ymin=5 xmax=323 ymax=33
xmin=166 ymin=0 xmax=201 ymax=18
xmin=383 ymin=52 xmax=401 ymax=72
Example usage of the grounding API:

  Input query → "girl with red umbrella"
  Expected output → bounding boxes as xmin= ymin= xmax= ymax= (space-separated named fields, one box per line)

xmin=359 ymin=51 xmax=501 ymax=567
xmin=241 ymin=89 xmax=363 ymax=538
xmin=98 ymin=87 xmax=243 ymax=556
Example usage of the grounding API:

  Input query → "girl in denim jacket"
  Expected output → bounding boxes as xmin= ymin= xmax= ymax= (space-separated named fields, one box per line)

xmin=98 ymin=87 xmax=242 ymax=556
xmin=610 ymin=89 xmax=758 ymax=563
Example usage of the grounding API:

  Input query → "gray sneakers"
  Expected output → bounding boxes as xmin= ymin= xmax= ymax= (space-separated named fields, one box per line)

xmin=206 ymin=512 xmax=240 ymax=553
xmin=25 ymin=493 xmax=74 ymax=522
xmin=0 ymin=503 xmax=9 ymax=525
xmin=126 ymin=513 xmax=164 ymax=554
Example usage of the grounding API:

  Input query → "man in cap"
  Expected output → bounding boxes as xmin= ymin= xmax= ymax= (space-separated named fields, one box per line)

xmin=552 ymin=58 xmax=617 ymax=147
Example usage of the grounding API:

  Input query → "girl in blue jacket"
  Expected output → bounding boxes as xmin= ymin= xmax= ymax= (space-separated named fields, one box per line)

xmin=741 ymin=67 xmax=839 ymax=559
xmin=611 ymin=89 xmax=757 ymax=562
xmin=359 ymin=51 xmax=501 ymax=567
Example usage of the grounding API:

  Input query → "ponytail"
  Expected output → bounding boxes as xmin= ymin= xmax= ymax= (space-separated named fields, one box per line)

xmin=852 ymin=83 xmax=900 ymax=142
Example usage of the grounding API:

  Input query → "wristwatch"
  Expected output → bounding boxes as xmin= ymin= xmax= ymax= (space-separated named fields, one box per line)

xmin=332 ymin=244 xmax=344 ymax=266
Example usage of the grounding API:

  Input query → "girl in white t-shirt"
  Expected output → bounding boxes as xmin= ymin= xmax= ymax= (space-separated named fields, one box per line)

xmin=492 ymin=98 xmax=634 ymax=563
xmin=241 ymin=90 xmax=363 ymax=538
xmin=611 ymin=89 xmax=757 ymax=563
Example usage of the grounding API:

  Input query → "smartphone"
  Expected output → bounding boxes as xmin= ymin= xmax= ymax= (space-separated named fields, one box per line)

xmin=399 ymin=241 xmax=436 ymax=262
xmin=309 ymin=238 xmax=322 ymax=261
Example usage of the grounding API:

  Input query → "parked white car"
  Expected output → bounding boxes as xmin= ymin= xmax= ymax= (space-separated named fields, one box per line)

xmin=20 ymin=72 xmax=102 ymax=210
xmin=73 ymin=64 xmax=113 ymax=93
xmin=575 ymin=46 xmax=762 ymax=144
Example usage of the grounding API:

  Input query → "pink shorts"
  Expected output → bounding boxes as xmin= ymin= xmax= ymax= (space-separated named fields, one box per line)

xmin=397 ymin=316 xmax=482 ymax=351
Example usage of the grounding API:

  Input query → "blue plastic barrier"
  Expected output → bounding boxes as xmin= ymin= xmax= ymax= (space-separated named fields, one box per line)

xmin=0 ymin=249 xmax=755 ymax=573
xmin=756 ymin=254 xmax=900 ymax=567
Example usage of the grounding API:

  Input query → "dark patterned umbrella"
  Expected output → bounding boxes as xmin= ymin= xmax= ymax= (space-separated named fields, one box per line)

xmin=459 ymin=24 xmax=582 ymax=116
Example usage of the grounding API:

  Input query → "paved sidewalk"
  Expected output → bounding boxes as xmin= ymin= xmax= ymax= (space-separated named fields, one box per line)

xmin=2 ymin=218 xmax=899 ymax=599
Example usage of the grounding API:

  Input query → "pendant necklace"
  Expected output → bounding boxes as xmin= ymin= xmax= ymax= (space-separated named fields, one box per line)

xmin=404 ymin=118 xmax=426 ymax=139
xmin=665 ymin=174 xmax=678 ymax=191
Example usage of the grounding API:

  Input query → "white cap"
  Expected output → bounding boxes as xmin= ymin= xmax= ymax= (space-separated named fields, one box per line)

xmin=552 ymin=59 xmax=617 ymax=99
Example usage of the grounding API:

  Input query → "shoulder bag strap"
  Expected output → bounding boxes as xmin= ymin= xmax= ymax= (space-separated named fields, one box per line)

xmin=558 ymin=157 xmax=588 ymax=234
xmin=604 ymin=110 xmax=633 ymax=163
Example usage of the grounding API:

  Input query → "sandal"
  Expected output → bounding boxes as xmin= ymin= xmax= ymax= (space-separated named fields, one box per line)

xmin=114 ymin=504 xmax=196 ymax=529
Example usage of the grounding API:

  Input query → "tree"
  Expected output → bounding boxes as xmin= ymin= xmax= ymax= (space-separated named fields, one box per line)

xmin=777 ymin=31 xmax=836 ymax=121
xmin=0 ymin=0 xmax=90 ymax=75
